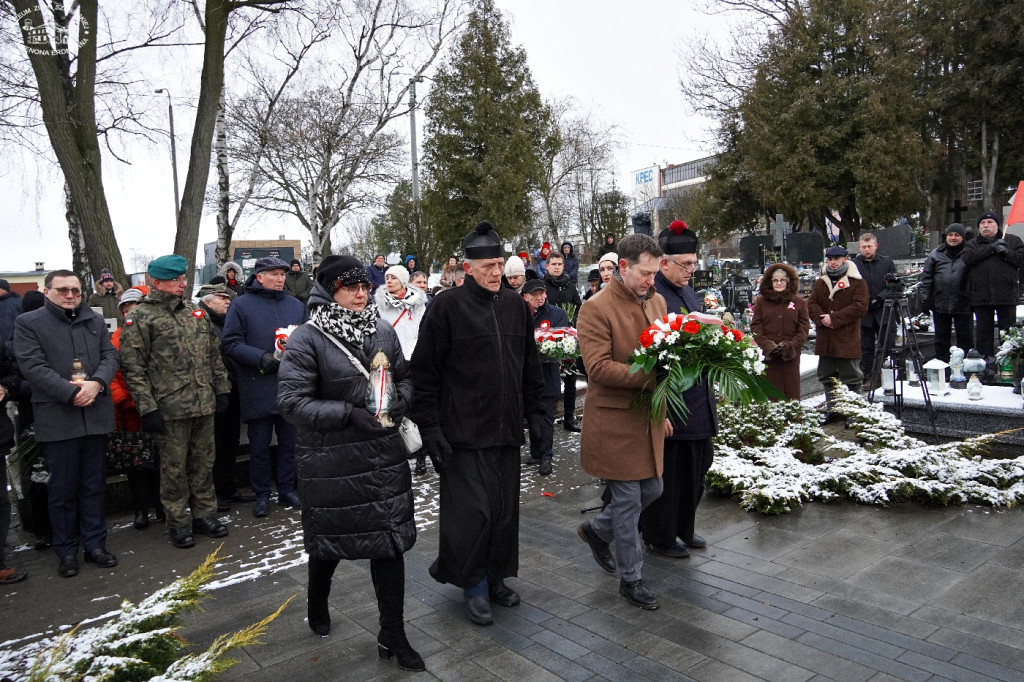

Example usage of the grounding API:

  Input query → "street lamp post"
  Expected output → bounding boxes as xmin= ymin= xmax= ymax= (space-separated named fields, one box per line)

xmin=409 ymin=77 xmax=423 ymax=204
xmin=154 ymin=88 xmax=181 ymax=224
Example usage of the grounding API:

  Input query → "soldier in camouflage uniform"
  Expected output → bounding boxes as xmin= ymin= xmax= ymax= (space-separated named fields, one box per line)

xmin=119 ymin=255 xmax=233 ymax=549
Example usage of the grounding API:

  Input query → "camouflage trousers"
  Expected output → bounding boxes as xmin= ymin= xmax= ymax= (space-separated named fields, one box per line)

xmin=156 ymin=415 xmax=218 ymax=528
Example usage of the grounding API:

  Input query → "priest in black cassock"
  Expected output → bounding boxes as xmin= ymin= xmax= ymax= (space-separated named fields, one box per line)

xmin=410 ymin=221 xmax=545 ymax=626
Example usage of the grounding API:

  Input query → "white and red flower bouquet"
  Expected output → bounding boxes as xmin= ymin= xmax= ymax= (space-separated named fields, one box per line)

xmin=535 ymin=321 xmax=581 ymax=376
xmin=628 ymin=311 xmax=780 ymax=420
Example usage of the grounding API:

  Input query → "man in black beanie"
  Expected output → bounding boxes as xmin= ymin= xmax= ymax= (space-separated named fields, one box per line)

xmin=410 ymin=221 xmax=545 ymax=626
xmin=963 ymin=211 xmax=1024 ymax=362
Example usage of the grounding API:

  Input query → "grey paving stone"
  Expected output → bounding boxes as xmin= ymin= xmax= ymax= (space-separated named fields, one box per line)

xmin=928 ymin=564 xmax=1024 ymax=631
xmin=892 ymin=533 xmax=1003 ymax=573
xmin=574 ymin=651 xmax=641 ymax=681
xmin=650 ymin=601 xmax=761 ymax=642
xmin=714 ymin=524 xmax=816 ymax=561
xmin=531 ymin=628 xmax=591 ymax=660
xmin=829 ymin=614 xmax=958 ymax=661
xmin=622 ymin=655 xmax=698 ymax=680
xmin=811 ymin=594 xmax=940 ymax=640
xmin=843 ymin=557 xmax=965 ymax=606
xmin=751 ymin=591 xmax=834 ymax=620
xmin=695 ymin=555 xmax=828 ymax=601
xmin=775 ymin=530 xmax=896 ymax=579
xmin=691 ymin=544 xmax=792 ymax=578
xmin=542 ymin=617 xmax=637 ymax=664
xmin=517 ymin=643 xmax=597 ymax=681
xmin=657 ymin=620 xmax=816 ymax=682
xmin=949 ymin=653 xmax=1024 ymax=682
xmin=917 ymin=609 xmax=1024 ymax=669
xmin=566 ymin=607 xmax=705 ymax=670
xmin=843 ymin=504 xmax=957 ymax=544
xmin=794 ymin=631 xmax=931 ymax=682
xmin=934 ymin=508 xmax=1024 ymax=547
xmin=473 ymin=647 xmax=567 ymax=682
xmin=714 ymin=590 xmax=791 ymax=620
xmin=742 ymin=629 xmax=877 ymax=682
xmin=780 ymin=611 xmax=906 ymax=660
xmin=760 ymin=500 xmax=875 ymax=538
xmin=685 ymin=657 xmax=766 ymax=682
xmin=988 ymin=537 xmax=1024 ymax=571
xmin=423 ymin=647 xmax=502 ymax=681
xmin=723 ymin=605 xmax=806 ymax=639
xmin=685 ymin=566 xmax=763 ymax=598
xmin=896 ymin=650 xmax=1002 ymax=682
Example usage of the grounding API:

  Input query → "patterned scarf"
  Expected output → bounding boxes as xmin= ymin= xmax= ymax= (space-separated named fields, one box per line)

xmin=310 ymin=299 xmax=379 ymax=348
xmin=380 ymin=288 xmax=417 ymax=311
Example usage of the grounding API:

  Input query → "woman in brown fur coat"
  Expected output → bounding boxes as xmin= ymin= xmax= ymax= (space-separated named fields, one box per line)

xmin=750 ymin=263 xmax=810 ymax=400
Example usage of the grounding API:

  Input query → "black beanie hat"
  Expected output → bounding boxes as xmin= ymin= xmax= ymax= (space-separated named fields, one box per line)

xmin=521 ymin=278 xmax=546 ymax=294
xmin=290 ymin=259 xmax=301 ymax=267
xmin=463 ymin=221 xmax=503 ymax=259
xmin=586 ymin=268 xmax=600 ymax=283
xmin=316 ymin=255 xmax=368 ymax=292
xmin=978 ymin=211 xmax=1002 ymax=228
xmin=22 ymin=290 xmax=45 ymax=312
xmin=945 ymin=223 xmax=966 ymax=237
xmin=658 ymin=220 xmax=699 ymax=255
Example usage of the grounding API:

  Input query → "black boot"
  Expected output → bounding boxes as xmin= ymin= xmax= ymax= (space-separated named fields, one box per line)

xmin=414 ymin=453 xmax=427 ymax=476
xmin=377 ymin=627 xmax=425 ymax=672
xmin=133 ymin=510 xmax=149 ymax=530
xmin=371 ymin=556 xmax=423 ymax=668
xmin=307 ymin=557 xmax=338 ymax=637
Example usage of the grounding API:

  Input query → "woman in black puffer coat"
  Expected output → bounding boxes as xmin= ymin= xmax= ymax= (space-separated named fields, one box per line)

xmin=277 ymin=255 xmax=422 ymax=672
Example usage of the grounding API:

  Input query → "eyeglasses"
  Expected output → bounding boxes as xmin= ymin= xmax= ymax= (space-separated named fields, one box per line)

xmin=668 ymin=259 xmax=698 ymax=271
xmin=771 ymin=278 xmax=789 ymax=283
xmin=337 ymin=282 xmax=371 ymax=294
xmin=53 ymin=287 xmax=82 ymax=297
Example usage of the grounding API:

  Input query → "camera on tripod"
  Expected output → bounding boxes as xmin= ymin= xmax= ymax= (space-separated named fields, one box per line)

xmin=884 ymin=272 xmax=909 ymax=298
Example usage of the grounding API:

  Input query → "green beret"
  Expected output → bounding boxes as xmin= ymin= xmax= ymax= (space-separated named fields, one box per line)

xmin=148 ymin=254 xmax=188 ymax=280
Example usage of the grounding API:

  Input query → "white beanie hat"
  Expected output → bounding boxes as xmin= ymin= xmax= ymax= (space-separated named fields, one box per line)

xmin=598 ymin=251 xmax=619 ymax=268
xmin=385 ymin=265 xmax=410 ymax=287
xmin=505 ymin=256 xmax=525 ymax=278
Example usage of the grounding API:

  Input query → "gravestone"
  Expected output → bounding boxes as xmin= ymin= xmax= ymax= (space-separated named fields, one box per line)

xmin=739 ymin=235 xmax=775 ymax=268
xmin=690 ymin=270 xmax=714 ymax=292
xmin=770 ymin=214 xmax=792 ymax=248
xmin=786 ymin=231 xmax=825 ymax=265
xmin=871 ymin=225 xmax=913 ymax=258
xmin=720 ymin=274 xmax=754 ymax=314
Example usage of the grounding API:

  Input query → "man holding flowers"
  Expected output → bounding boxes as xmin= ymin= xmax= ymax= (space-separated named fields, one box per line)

xmin=522 ymin=279 xmax=570 ymax=475
xmin=639 ymin=221 xmax=717 ymax=559
xmin=575 ymin=234 xmax=669 ymax=610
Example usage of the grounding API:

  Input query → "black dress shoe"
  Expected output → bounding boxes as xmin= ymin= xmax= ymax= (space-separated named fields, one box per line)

xmin=619 ymin=579 xmax=658 ymax=610
xmin=563 ymin=419 xmax=581 ymax=433
xmin=58 ymin=555 xmax=79 ymax=578
xmin=647 ymin=541 xmax=690 ymax=558
xmin=683 ymin=533 xmax=707 ymax=549
xmin=278 ymin=491 xmax=302 ymax=509
xmin=577 ymin=522 xmax=616 ymax=574
xmin=192 ymin=516 xmax=228 ymax=538
xmin=488 ymin=580 xmax=520 ymax=607
xmin=253 ymin=497 xmax=270 ymax=517
xmin=464 ymin=593 xmax=493 ymax=625
xmin=539 ymin=458 xmax=552 ymax=475
xmin=84 ymin=547 xmax=118 ymax=568
xmin=134 ymin=510 xmax=150 ymax=530
xmin=170 ymin=525 xmax=196 ymax=549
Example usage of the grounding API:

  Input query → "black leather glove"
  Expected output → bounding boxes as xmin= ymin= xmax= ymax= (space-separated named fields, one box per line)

xmin=993 ymin=240 xmax=1009 ymax=256
xmin=349 ymin=408 xmax=389 ymax=436
xmin=141 ymin=411 xmax=166 ymax=433
xmin=258 ymin=352 xmax=280 ymax=374
xmin=215 ymin=393 xmax=230 ymax=414
xmin=389 ymin=393 xmax=409 ymax=423
xmin=422 ymin=425 xmax=451 ymax=474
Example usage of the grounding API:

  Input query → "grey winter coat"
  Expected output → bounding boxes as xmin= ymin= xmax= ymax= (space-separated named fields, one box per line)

xmin=277 ymin=283 xmax=415 ymax=561
xmin=919 ymin=244 xmax=971 ymax=314
xmin=13 ymin=298 xmax=117 ymax=442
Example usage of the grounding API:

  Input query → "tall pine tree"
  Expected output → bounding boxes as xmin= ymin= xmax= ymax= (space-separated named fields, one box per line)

xmin=421 ymin=0 xmax=549 ymax=257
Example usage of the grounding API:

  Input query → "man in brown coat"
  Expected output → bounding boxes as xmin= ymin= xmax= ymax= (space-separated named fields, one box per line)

xmin=575 ymin=234 xmax=669 ymax=610
xmin=807 ymin=245 xmax=869 ymax=419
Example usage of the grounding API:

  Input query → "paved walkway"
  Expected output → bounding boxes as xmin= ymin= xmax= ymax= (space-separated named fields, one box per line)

xmin=3 ymin=426 xmax=1024 ymax=681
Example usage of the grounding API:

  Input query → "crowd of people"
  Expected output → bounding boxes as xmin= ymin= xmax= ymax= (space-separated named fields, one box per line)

xmin=1 ymin=210 xmax=1017 ymax=670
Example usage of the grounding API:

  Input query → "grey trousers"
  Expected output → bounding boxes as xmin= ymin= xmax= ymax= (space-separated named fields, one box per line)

xmin=589 ymin=477 xmax=663 ymax=581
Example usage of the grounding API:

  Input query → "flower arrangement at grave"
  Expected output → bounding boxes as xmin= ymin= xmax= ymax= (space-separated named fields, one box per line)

xmin=708 ymin=384 xmax=1024 ymax=515
xmin=534 ymin=320 xmax=580 ymax=376
xmin=628 ymin=311 xmax=779 ymax=421
xmin=0 ymin=548 xmax=292 ymax=682
xmin=995 ymin=327 xmax=1024 ymax=365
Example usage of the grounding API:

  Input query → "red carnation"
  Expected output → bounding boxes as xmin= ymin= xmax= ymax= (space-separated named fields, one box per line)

xmin=670 ymin=316 xmax=683 ymax=331
xmin=640 ymin=330 xmax=654 ymax=348
xmin=683 ymin=320 xmax=701 ymax=334
xmin=729 ymin=329 xmax=744 ymax=341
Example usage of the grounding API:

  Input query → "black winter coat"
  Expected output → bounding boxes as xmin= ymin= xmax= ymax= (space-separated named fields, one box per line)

xmin=852 ymin=254 xmax=895 ymax=327
xmin=531 ymin=302 xmax=570 ymax=399
xmin=411 ymin=274 xmax=545 ymax=448
xmin=962 ymin=233 xmax=1024 ymax=306
xmin=543 ymin=273 xmax=583 ymax=324
xmin=277 ymin=283 xmax=415 ymax=561
xmin=919 ymin=244 xmax=971 ymax=314
xmin=560 ymin=242 xmax=580 ymax=284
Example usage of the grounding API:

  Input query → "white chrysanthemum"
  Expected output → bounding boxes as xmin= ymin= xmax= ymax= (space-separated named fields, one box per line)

xmin=540 ymin=340 xmax=557 ymax=353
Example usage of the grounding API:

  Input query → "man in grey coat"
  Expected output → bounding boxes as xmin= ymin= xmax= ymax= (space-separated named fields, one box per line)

xmin=14 ymin=269 xmax=119 ymax=578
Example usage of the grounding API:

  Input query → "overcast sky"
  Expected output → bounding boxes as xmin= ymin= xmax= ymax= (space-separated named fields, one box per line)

xmin=1 ymin=0 xmax=726 ymax=274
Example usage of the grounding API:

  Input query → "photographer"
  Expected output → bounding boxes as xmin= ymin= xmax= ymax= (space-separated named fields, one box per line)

xmin=853 ymin=233 xmax=895 ymax=388
xmin=962 ymin=211 xmax=1024 ymax=361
